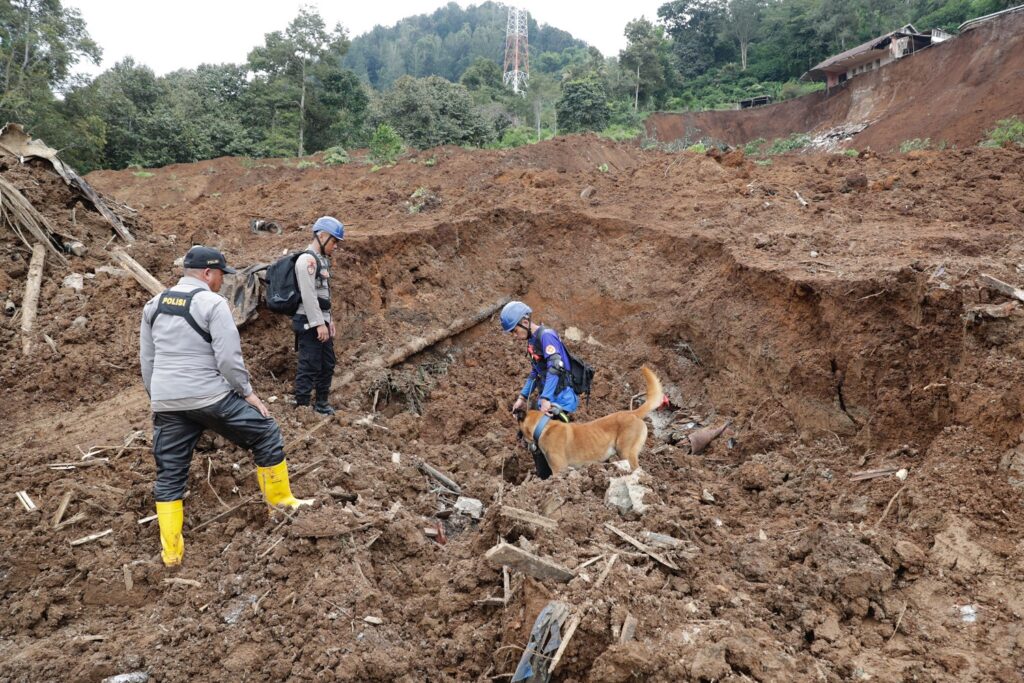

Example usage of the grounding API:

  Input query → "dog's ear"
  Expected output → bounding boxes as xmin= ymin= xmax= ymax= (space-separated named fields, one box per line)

xmin=512 ymin=407 xmax=527 ymax=423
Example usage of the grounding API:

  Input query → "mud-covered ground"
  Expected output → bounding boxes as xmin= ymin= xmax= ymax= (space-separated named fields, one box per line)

xmin=2 ymin=135 xmax=1024 ymax=682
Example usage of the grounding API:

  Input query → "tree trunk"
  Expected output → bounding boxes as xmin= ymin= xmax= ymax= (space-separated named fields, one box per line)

xmin=634 ymin=63 xmax=640 ymax=111
xmin=740 ymin=40 xmax=748 ymax=71
xmin=298 ymin=59 xmax=307 ymax=157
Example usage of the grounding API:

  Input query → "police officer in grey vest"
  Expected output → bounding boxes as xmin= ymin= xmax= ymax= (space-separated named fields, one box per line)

xmin=293 ymin=216 xmax=343 ymax=414
xmin=140 ymin=246 xmax=312 ymax=567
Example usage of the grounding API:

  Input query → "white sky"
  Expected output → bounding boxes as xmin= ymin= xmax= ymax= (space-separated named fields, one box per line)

xmin=68 ymin=1 xmax=668 ymax=77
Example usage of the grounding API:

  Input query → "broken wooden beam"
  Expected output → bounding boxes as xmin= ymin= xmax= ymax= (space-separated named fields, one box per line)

xmin=70 ymin=528 xmax=112 ymax=546
xmin=54 ymin=511 xmax=87 ymax=530
xmin=49 ymin=458 xmax=110 ymax=470
xmin=604 ymin=523 xmax=681 ymax=572
xmin=417 ymin=460 xmax=462 ymax=495
xmin=20 ymin=243 xmax=45 ymax=356
xmin=52 ymin=491 xmax=72 ymax=527
xmin=979 ymin=274 xmax=1024 ymax=303
xmin=965 ymin=300 xmax=1018 ymax=323
xmin=110 ymin=248 xmax=165 ymax=297
xmin=499 ymin=505 xmax=558 ymax=529
xmin=594 ymin=554 xmax=618 ymax=589
xmin=484 ymin=542 xmax=575 ymax=582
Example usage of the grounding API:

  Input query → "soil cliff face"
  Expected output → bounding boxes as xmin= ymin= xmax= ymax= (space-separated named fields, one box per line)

xmin=646 ymin=9 xmax=1024 ymax=150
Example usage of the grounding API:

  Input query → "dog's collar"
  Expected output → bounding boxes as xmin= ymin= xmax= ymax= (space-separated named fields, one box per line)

xmin=533 ymin=414 xmax=552 ymax=446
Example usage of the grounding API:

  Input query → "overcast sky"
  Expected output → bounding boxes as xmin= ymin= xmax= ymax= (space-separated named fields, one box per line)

xmin=68 ymin=1 xmax=667 ymax=77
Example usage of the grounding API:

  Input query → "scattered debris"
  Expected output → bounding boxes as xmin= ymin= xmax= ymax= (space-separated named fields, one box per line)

xmin=110 ymin=248 xmax=165 ymax=297
xmin=959 ymin=604 xmax=978 ymax=623
xmin=101 ymin=672 xmax=149 ymax=683
xmin=15 ymin=490 xmax=38 ymax=512
xmin=363 ymin=616 xmax=384 ymax=625
xmin=850 ymin=467 xmax=900 ymax=481
xmin=163 ymin=578 xmax=202 ymax=588
xmin=511 ymin=601 xmax=570 ymax=683
xmin=70 ymin=529 xmax=113 ymax=546
xmin=979 ymin=273 xmax=1024 ymax=303
xmin=52 ymin=491 xmax=72 ymax=527
xmin=604 ymin=523 xmax=684 ymax=571
xmin=417 ymin=460 xmax=462 ymax=495
xmin=454 ymin=496 xmax=483 ymax=519
xmin=688 ymin=422 xmax=729 ymax=455
xmin=619 ymin=613 xmax=638 ymax=644
xmin=499 ymin=505 xmax=558 ymax=529
xmin=20 ymin=244 xmax=46 ymax=355
xmin=250 ymin=218 xmax=282 ymax=234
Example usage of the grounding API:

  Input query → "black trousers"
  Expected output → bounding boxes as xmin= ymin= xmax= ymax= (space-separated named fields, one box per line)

xmin=152 ymin=393 xmax=284 ymax=501
xmin=293 ymin=318 xmax=336 ymax=403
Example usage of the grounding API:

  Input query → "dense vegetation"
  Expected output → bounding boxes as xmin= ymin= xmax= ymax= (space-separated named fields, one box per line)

xmin=0 ymin=0 xmax=1018 ymax=172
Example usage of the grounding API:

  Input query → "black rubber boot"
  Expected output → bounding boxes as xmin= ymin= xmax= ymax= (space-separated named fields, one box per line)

xmin=314 ymin=395 xmax=335 ymax=416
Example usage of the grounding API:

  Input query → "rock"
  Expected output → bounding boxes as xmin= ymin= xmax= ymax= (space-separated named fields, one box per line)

xmin=391 ymin=452 xmax=401 ymax=464
xmin=102 ymin=674 xmax=149 ymax=683
xmin=563 ymin=326 xmax=583 ymax=342
xmin=690 ymin=646 xmax=730 ymax=681
xmin=815 ymin=613 xmax=842 ymax=642
xmin=894 ymin=540 xmax=926 ymax=571
xmin=62 ymin=273 xmax=84 ymax=291
xmin=701 ymin=489 xmax=716 ymax=504
xmin=753 ymin=233 xmax=774 ymax=249
xmin=72 ymin=316 xmax=88 ymax=328
xmin=4 ymin=299 xmax=15 ymax=316
xmin=841 ymin=173 xmax=868 ymax=193
xmin=895 ymin=468 xmax=908 ymax=481
xmin=580 ymin=185 xmax=597 ymax=199
xmin=67 ymin=240 xmax=87 ymax=257
xmin=363 ymin=616 xmax=384 ymax=625
xmin=758 ymin=529 xmax=768 ymax=542
xmin=721 ymin=149 xmax=745 ymax=168
xmin=605 ymin=470 xmax=651 ymax=515
xmin=94 ymin=265 xmax=129 ymax=278
xmin=736 ymin=462 xmax=769 ymax=491
xmin=454 ymin=496 xmax=483 ymax=519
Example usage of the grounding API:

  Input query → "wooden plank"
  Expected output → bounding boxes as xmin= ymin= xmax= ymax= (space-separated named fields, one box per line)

xmin=594 ymin=554 xmax=618 ymax=589
xmin=163 ymin=577 xmax=201 ymax=588
xmin=619 ymin=613 xmax=638 ymax=644
xmin=52 ymin=491 xmax=72 ymax=527
xmin=16 ymin=490 xmax=37 ymax=512
xmin=850 ymin=467 xmax=899 ymax=481
xmin=20 ymin=244 xmax=45 ymax=356
xmin=979 ymin=274 xmax=1024 ymax=303
xmin=604 ymin=523 xmax=680 ymax=572
xmin=484 ymin=542 xmax=575 ymax=583
xmin=111 ymin=248 xmax=165 ymax=297
xmin=549 ymin=610 xmax=583 ymax=672
xmin=54 ymin=511 xmax=87 ymax=530
xmin=499 ymin=505 xmax=558 ymax=529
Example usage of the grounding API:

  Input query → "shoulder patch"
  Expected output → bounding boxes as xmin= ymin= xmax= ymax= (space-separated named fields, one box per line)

xmin=545 ymin=344 xmax=557 ymax=355
xmin=307 ymin=260 xmax=316 ymax=275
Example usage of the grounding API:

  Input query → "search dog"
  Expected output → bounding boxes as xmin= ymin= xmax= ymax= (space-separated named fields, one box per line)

xmin=514 ymin=367 xmax=663 ymax=475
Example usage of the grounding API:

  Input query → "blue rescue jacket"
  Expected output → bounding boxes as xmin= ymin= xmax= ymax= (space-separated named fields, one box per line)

xmin=520 ymin=325 xmax=573 ymax=402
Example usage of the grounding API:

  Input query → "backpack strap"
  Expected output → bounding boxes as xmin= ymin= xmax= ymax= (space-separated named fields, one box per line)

xmin=149 ymin=287 xmax=213 ymax=343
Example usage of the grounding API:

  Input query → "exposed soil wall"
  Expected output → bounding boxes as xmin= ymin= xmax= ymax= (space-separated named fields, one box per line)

xmin=645 ymin=10 xmax=1024 ymax=150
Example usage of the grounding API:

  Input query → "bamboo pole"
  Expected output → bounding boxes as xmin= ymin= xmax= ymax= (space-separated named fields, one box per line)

xmin=110 ymin=248 xmax=165 ymax=296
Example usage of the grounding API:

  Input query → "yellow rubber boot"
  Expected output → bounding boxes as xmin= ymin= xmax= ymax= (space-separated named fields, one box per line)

xmin=155 ymin=500 xmax=184 ymax=566
xmin=257 ymin=460 xmax=313 ymax=510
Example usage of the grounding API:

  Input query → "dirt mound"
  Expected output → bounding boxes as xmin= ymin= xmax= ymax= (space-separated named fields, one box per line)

xmin=646 ymin=9 xmax=1024 ymax=151
xmin=1 ymin=134 xmax=1024 ymax=681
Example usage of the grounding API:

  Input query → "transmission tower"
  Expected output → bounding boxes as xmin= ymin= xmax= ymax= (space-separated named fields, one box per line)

xmin=503 ymin=7 xmax=529 ymax=94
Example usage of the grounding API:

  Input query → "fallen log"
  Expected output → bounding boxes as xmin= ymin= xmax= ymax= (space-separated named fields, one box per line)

xmin=111 ymin=248 xmax=165 ymax=297
xmin=20 ymin=244 xmax=45 ymax=356
xmin=417 ymin=460 xmax=462 ymax=495
xmin=979 ymin=274 xmax=1024 ymax=303
xmin=500 ymin=505 xmax=558 ymax=529
xmin=333 ymin=297 xmax=510 ymax=389
xmin=485 ymin=542 xmax=575 ymax=583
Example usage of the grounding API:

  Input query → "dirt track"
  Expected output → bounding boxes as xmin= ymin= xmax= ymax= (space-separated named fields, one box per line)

xmin=2 ymin=130 xmax=1024 ymax=682
xmin=645 ymin=9 xmax=1024 ymax=151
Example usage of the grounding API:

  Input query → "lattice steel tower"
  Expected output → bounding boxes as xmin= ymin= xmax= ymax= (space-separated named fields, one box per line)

xmin=503 ymin=7 xmax=529 ymax=94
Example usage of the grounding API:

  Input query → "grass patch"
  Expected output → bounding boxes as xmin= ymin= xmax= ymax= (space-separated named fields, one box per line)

xmin=322 ymin=146 xmax=349 ymax=165
xmin=598 ymin=124 xmax=643 ymax=142
xmin=133 ymin=170 xmax=155 ymax=178
xmin=296 ymin=160 xmax=319 ymax=170
xmin=980 ymin=116 xmax=1024 ymax=148
xmin=899 ymin=138 xmax=931 ymax=153
xmin=765 ymin=133 xmax=810 ymax=155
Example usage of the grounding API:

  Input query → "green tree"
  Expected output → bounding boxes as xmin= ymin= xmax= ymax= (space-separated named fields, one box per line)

xmin=247 ymin=7 xmax=351 ymax=156
xmin=555 ymin=78 xmax=610 ymax=133
xmin=727 ymin=0 xmax=764 ymax=70
xmin=381 ymin=75 xmax=493 ymax=148
xmin=460 ymin=57 xmax=502 ymax=90
xmin=369 ymin=123 xmax=403 ymax=165
xmin=619 ymin=17 xmax=677 ymax=109
xmin=657 ymin=0 xmax=728 ymax=78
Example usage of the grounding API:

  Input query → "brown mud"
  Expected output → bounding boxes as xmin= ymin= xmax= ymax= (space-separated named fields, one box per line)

xmin=1 ymin=130 xmax=1024 ymax=682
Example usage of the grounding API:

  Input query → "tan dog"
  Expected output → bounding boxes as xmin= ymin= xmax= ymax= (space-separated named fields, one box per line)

xmin=515 ymin=367 xmax=663 ymax=475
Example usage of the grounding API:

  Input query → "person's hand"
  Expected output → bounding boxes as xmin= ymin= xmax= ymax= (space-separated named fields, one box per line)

xmin=245 ymin=392 xmax=269 ymax=418
xmin=539 ymin=398 xmax=552 ymax=414
xmin=329 ymin=321 xmax=337 ymax=339
xmin=511 ymin=396 xmax=526 ymax=414
xmin=316 ymin=324 xmax=330 ymax=342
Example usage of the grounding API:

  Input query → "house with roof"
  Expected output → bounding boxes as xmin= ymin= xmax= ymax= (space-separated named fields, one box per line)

xmin=802 ymin=24 xmax=952 ymax=89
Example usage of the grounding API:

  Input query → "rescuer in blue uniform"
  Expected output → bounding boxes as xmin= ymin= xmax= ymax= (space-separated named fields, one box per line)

xmin=501 ymin=301 xmax=579 ymax=417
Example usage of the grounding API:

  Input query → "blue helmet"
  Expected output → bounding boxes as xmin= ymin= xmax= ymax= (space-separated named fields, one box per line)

xmin=500 ymin=300 xmax=531 ymax=333
xmin=312 ymin=216 xmax=344 ymax=240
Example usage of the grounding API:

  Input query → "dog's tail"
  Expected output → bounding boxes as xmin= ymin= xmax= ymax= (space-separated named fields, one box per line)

xmin=631 ymin=366 xmax=664 ymax=418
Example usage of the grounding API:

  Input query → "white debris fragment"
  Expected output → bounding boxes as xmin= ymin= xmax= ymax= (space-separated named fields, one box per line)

xmin=605 ymin=470 xmax=651 ymax=515
xmin=454 ymin=496 xmax=483 ymax=519
xmin=62 ymin=273 xmax=84 ymax=290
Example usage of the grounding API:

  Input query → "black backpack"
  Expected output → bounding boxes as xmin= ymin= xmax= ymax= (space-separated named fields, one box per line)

xmin=565 ymin=349 xmax=595 ymax=402
xmin=264 ymin=250 xmax=319 ymax=315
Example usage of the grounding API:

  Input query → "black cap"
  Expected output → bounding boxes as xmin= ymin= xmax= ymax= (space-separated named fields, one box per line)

xmin=183 ymin=246 xmax=237 ymax=274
